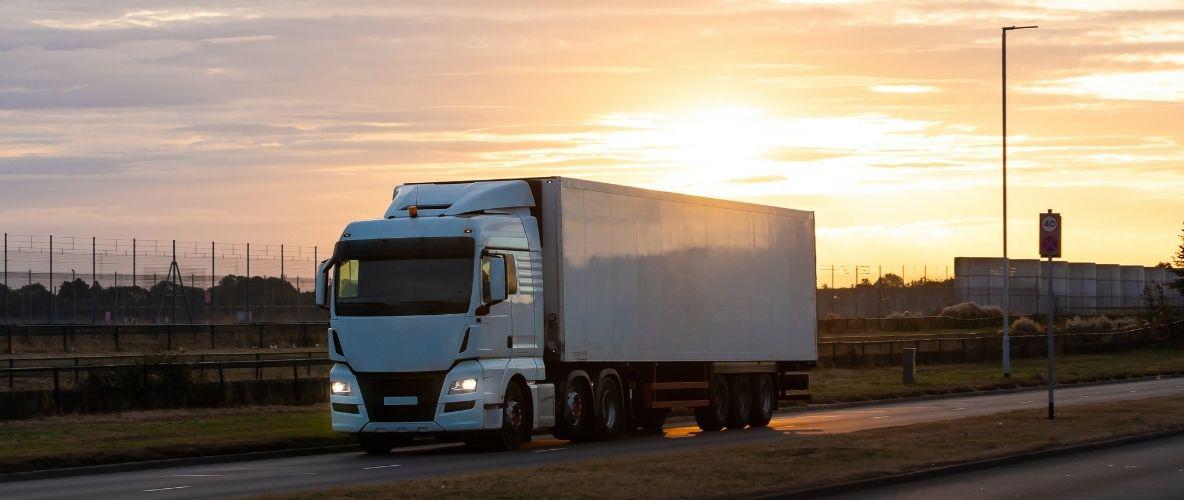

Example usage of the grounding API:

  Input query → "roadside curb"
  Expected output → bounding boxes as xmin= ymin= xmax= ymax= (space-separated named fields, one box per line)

xmin=0 ymin=444 xmax=359 ymax=483
xmin=752 ymin=426 xmax=1184 ymax=499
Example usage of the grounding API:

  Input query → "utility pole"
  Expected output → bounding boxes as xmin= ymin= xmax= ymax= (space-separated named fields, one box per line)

xmin=91 ymin=236 xmax=96 ymax=325
xmin=49 ymin=235 xmax=54 ymax=324
xmin=1001 ymin=24 xmax=1038 ymax=379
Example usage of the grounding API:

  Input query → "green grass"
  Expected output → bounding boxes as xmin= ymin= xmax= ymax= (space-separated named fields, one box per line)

xmin=812 ymin=348 xmax=1184 ymax=403
xmin=282 ymin=395 xmax=1184 ymax=499
xmin=0 ymin=405 xmax=346 ymax=473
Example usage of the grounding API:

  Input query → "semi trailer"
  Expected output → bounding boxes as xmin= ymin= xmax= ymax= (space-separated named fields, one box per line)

xmin=315 ymin=177 xmax=817 ymax=452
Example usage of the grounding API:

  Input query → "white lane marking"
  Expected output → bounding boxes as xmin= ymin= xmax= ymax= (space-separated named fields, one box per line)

xmin=362 ymin=464 xmax=401 ymax=470
xmin=951 ymin=407 xmax=966 ymax=411
xmin=161 ymin=474 xmax=227 ymax=478
xmin=873 ymin=415 xmax=891 ymax=419
xmin=1019 ymin=400 xmax=1034 ymax=404
xmin=530 ymin=447 xmax=566 ymax=453
xmin=143 ymin=486 xmax=191 ymax=493
xmin=1129 ymin=390 xmax=1137 ymax=393
xmin=1079 ymin=395 xmax=1092 ymax=399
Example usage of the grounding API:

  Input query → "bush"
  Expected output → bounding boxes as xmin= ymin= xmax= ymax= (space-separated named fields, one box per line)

xmin=824 ymin=312 xmax=843 ymax=320
xmin=938 ymin=302 xmax=1004 ymax=319
xmin=1062 ymin=316 xmax=1114 ymax=333
xmin=1112 ymin=316 xmax=1146 ymax=331
xmin=1061 ymin=315 xmax=1145 ymax=333
xmin=1010 ymin=316 xmax=1044 ymax=334
xmin=885 ymin=310 xmax=918 ymax=319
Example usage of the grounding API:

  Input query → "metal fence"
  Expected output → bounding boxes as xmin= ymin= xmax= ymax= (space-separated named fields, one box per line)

xmin=819 ymin=319 xmax=1182 ymax=368
xmin=1 ymin=233 xmax=329 ymax=324
xmin=2 ymin=232 xmax=963 ymax=324
xmin=0 ymin=357 xmax=332 ymax=419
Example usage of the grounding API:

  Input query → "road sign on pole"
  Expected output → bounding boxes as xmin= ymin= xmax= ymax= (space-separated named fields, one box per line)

xmin=1039 ymin=211 xmax=1061 ymax=258
xmin=1040 ymin=210 xmax=1059 ymax=420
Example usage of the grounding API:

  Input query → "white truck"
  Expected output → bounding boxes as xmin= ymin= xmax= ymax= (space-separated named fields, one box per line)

xmin=315 ymin=177 xmax=817 ymax=452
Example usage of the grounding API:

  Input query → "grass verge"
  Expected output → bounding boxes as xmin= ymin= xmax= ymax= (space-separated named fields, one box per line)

xmin=812 ymin=348 xmax=1184 ymax=403
xmin=0 ymin=405 xmax=346 ymax=474
xmin=284 ymin=395 xmax=1184 ymax=499
xmin=2 ymin=349 xmax=1179 ymax=475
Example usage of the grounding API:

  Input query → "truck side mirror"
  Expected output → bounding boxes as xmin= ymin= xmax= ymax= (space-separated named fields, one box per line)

xmin=488 ymin=256 xmax=508 ymax=304
xmin=315 ymin=259 xmax=332 ymax=310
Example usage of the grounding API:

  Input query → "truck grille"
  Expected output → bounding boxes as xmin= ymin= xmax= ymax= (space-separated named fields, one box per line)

xmin=355 ymin=372 xmax=446 ymax=422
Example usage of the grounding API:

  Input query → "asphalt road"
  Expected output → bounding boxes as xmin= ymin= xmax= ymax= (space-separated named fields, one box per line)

xmin=827 ymin=433 xmax=1184 ymax=499
xmin=2 ymin=377 xmax=1182 ymax=499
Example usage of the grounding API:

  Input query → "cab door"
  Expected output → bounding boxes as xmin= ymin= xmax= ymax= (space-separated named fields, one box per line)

xmin=474 ymin=253 xmax=514 ymax=358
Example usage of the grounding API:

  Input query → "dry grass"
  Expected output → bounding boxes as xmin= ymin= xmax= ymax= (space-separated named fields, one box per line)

xmin=938 ymin=301 xmax=1003 ymax=319
xmin=4 ymin=349 xmax=1180 ymax=475
xmin=1009 ymin=316 xmax=1044 ymax=334
xmin=0 ymin=404 xmax=345 ymax=473
xmin=285 ymin=396 xmax=1184 ymax=499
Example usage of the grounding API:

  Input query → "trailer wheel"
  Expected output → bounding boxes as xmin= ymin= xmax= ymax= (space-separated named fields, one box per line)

xmin=553 ymin=376 xmax=592 ymax=441
xmin=694 ymin=375 xmax=729 ymax=432
xmin=726 ymin=375 xmax=752 ymax=429
xmin=749 ymin=374 xmax=775 ymax=427
xmin=592 ymin=374 xmax=625 ymax=440
xmin=358 ymin=433 xmax=410 ymax=455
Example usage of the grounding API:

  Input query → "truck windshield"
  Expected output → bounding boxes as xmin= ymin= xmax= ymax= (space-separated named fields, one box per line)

xmin=335 ymin=257 xmax=474 ymax=316
xmin=331 ymin=236 xmax=475 ymax=316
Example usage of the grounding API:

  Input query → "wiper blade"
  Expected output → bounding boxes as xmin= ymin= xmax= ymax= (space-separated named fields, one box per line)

xmin=397 ymin=300 xmax=461 ymax=306
xmin=337 ymin=300 xmax=387 ymax=306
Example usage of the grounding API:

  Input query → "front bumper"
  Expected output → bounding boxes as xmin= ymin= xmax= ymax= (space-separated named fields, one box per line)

xmin=329 ymin=361 xmax=487 ymax=434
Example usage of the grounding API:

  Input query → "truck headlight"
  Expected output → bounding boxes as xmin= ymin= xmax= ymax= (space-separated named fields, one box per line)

xmin=330 ymin=380 xmax=353 ymax=396
xmin=448 ymin=378 xmax=478 ymax=394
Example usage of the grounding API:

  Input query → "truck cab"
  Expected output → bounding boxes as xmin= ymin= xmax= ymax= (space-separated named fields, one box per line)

xmin=316 ymin=180 xmax=554 ymax=452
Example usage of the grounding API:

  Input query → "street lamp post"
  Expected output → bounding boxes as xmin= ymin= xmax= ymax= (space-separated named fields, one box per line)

xmin=1001 ymin=25 xmax=1037 ymax=378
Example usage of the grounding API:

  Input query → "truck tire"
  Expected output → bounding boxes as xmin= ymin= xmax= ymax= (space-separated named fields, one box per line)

xmin=749 ymin=374 xmax=775 ymax=427
xmin=591 ymin=374 xmax=625 ymax=440
xmin=495 ymin=381 xmax=532 ymax=450
xmin=469 ymin=381 xmax=532 ymax=451
xmin=726 ymin=375 xmax=752 ymax=429
xmin=694 ymin=375 xmax=729 ymax=432
xmin=358 ymin=433 xmax=410 ymax=454
xmin=553 ymin=376 xmax=592 ymax=441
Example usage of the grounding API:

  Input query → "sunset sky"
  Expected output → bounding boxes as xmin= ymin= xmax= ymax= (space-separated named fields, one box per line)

xmin=1 ymin=1 xmax=1182 ymax=277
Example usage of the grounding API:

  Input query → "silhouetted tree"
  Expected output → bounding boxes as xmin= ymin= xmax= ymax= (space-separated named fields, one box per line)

xmin=875 ymin=273 xmax=905 ymax=288
xmin=1170 ymin=222 xmax=1184 ymax=295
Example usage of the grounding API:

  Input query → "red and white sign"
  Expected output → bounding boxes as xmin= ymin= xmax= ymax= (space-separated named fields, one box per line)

xmin=1039 ymin=212 xmax=1061 ymax=258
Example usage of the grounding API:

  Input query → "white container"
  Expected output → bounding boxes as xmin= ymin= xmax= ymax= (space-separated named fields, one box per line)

xmin=544 ymin=177 xmax=817 ymax=363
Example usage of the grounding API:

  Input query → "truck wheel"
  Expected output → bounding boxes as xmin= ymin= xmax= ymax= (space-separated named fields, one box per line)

xmin=358 ymin=433 xmax=410 ymax=454
xmin=592 ymin=374 xmax=625 ymax=440
xmin=553 ymin=377 xmax=592 ymax=441
xmin=694 ymin=375 xmax=729 ymax=432
xmin=749 ymin=374 xmax=775 ymax=427
xmin=726 ymin=375 xmax=752 ymax=429
xmin=487 ymin=381 xmax=531 ymax=451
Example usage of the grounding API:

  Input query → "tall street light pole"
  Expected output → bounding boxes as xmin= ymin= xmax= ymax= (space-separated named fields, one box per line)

xmin=1001 ymin=25 xmax=1037 ymax=378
